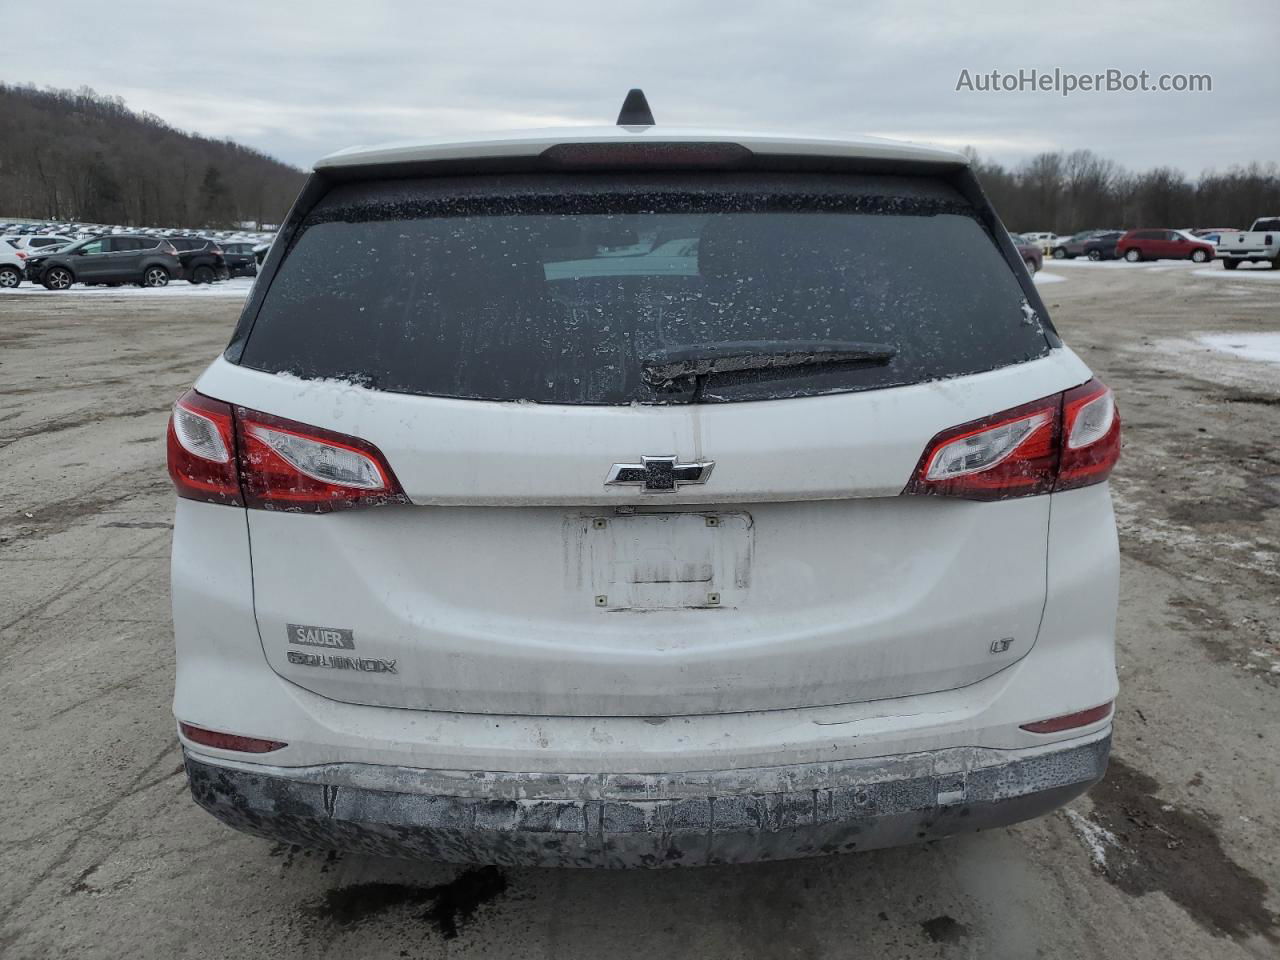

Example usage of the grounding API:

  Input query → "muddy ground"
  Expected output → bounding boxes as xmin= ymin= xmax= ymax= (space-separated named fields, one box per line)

xmin=0 ymin=261 xmax=1277 ymax=959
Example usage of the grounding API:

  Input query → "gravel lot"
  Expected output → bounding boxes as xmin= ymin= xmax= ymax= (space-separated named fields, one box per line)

xmin=1 ymin=261 xmax=1277 ymax=958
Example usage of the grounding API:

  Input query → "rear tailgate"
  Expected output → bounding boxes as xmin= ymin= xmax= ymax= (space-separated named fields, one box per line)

xmin=209 ymin=169 xmax=1080 ymax=718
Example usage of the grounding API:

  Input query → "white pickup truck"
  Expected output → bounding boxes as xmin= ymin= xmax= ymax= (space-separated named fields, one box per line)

xmin=1217 ymin=217 xmax=1280 ymax=269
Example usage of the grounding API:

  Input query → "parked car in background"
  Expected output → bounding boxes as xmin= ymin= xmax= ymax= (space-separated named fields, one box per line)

xmin=1115 ymin=229 xmax=1214 ymax=263
xmin=1215 ymin=217 xmax=1280 ymax=270
xmin=1050 ymin=231 xmax=1116 ymax=260
xmin=0 ymin=244 xmax=26 ymax=288
xmin=168 ymin=104 xmax=1120 ymax=868
xmin=5 ymin=234 xmax=76 ymax=255
xmin=168 ymin=236 xmax=228 ymax=283
xmin=1021 ymin=231 xmax=1060 ymax=254
xmin=219 ymin=240 xmax=259 ymax=277
xmin=1082 ymin=232 xmax=1124 ymax=261
xmin=253 ymin=241 xmax=271 ymax=267
xmin=25 ymin=235 xmax=182 ymax=290
xmin=1010 ymin=233 xmax=1043 ymax=273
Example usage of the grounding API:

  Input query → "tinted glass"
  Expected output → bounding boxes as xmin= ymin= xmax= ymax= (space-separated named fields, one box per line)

xmin=239 ymin=173 xmax=1050 ymax=405
xmin=1253 ymin=218 xmax=1280 ymax=232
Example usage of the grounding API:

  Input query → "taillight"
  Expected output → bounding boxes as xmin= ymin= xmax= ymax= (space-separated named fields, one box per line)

xmin=1057 ymin=379 xmax=1121 ymax=491
xmin=179 ymin=722 xmax=286 ymax=753
xmin=167 ymin=391 xmax=241 ymax=505
xmin=165 ymin=389 xmax=408 ymax=512
xmin=235 ymin=408 xmax=406 ymax=511
xmin=904 ymin=378 xmax=1120 ymax=500
xmin=904 ymin=395 xmax=1061 ymax=500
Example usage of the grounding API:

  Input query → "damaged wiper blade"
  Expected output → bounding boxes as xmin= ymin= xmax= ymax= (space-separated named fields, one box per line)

xmin=641 ymin=340 xmax=897 ymax=387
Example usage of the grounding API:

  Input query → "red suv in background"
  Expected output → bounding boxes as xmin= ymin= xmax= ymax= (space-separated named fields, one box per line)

xmin=1115 ymin=229 xmax=1214 ymax=263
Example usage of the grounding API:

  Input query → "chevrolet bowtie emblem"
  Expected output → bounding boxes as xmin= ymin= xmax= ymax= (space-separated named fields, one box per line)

xmin=605 ymin=456 xmax=715 ymax=492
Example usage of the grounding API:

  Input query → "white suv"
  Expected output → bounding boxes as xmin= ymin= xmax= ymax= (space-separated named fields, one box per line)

xmin=168 ymin=93 xmax=1121 ymax=868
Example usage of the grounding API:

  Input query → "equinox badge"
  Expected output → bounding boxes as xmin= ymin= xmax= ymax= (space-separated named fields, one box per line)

xmin=605 ymin=456 xmax=715 ymax=492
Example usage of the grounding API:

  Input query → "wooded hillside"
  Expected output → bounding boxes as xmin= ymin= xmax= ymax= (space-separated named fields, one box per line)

xmin=0 ymin=84 xmax=305 ymax=228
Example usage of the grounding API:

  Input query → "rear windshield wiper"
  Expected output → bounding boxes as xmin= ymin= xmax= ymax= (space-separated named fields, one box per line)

xmin=641 ymin=340 xmax=897 ymax=388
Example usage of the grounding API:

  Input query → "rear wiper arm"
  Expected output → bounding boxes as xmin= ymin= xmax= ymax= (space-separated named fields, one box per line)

xmin=641 ymin=340 xmax=897 ymax=387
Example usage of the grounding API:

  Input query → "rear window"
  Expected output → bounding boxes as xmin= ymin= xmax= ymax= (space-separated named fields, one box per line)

xmin=238 ymin=173 xmax=1050 ymax=404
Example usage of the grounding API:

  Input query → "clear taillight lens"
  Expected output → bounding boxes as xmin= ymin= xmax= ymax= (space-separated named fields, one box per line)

xmin=245 ymin=423 xmax=386 ymax=490
xmin=925 ymin=411 xmax=1054 ymax=481
xmin=1066 ymin=388 xmax=1115 ymax=449
xmin=173 ymin=404 xmax=230 ymax=463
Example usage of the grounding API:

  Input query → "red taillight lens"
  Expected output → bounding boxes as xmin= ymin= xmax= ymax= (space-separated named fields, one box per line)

xmin=1020 ymin=701 xmax=1113 ymax=734
xmin=179 ymin=721 xmax=286 ymax=753
xmin=166 ymin=389 xmax=408 ymax=513
xmin=167 ymin=390 xmax=241 ymax=505
xmin=904 ymin=378 xmax=1120 ymax=500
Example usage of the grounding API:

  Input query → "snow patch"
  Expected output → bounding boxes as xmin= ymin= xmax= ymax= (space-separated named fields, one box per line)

xmin=1033 ymin=271 xmax=1065 ymax=284
xmin=1192 ymin=267 xmax=1280 ymax=281
xmin=1064 ymin=807 xmax=1121 ymax=869
xmin=1197 ymin=333 xmax=1280 ymax=365
xmin=0 ymin=277 xmax=255 ymax=299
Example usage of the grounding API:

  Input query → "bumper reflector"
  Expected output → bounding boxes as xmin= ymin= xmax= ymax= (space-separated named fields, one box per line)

xmin=1020 ymin=702 xmax=1114 ymax=734
xmin=179 ymin=722 xmax=287 ymax=754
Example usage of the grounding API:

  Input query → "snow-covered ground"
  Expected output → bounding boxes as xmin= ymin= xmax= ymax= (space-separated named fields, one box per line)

xmin=1198 ymin=332 xmax=1280 ymax=365
xmin=0 ymin=277 xmax=255 ymax=298
xmin=1192 ymin=266 xmax=1280 ymax=281
xmin=1048 ymin=257 xmax=1202 ymax=270
xmin=1033 ymin=271 xmax=1064 ymax=284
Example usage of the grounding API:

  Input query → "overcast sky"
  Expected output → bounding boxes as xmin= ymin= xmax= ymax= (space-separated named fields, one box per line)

xmin=4 ymin=1 xmax=1276 ymax=175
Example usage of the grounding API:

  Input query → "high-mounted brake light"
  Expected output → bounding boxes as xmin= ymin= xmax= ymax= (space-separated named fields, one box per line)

xmin=904 ymin=378 xmax=1120 ymax=500
xmin=165 ymin=389 xmax=408 ymax=512
xmin=179 ymin=722 xmax=286 ymax=753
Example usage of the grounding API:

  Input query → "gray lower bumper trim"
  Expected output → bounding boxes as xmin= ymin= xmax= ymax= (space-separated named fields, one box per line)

xmin=185 ymin=736 xmax=1109 ymax=867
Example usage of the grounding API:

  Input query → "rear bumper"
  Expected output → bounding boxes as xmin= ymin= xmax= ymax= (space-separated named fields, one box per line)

xmin=185 ymin=733 xmax=1109 ymax=867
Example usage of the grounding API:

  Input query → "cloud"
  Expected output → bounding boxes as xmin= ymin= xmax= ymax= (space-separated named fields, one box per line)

xmin=3 ymin=0 xmax=1276 ymax=175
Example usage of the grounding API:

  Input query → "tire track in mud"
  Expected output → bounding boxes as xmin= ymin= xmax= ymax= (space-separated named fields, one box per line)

xmin=0 ymin=403 xmax=175 ymax=446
